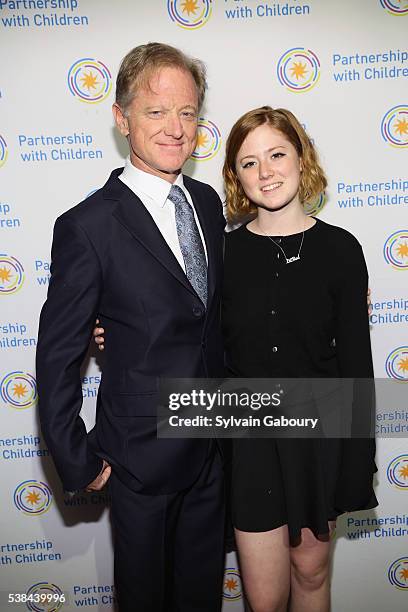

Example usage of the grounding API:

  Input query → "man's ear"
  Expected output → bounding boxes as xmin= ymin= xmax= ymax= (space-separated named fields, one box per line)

xmin=112 ymin=103 xmax=129 ymax=137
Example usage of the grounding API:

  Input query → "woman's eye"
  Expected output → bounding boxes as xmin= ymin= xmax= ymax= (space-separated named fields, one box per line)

xmin=271 ymin=152 xmax=284 ymax=159
xmin=242 ymin=161 xmax=256 ymax=169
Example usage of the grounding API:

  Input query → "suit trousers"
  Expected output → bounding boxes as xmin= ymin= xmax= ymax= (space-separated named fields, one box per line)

xmin=110 ymin=444 xmax=226 ymax=611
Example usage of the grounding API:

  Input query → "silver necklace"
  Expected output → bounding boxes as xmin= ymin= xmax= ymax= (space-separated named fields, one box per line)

xmin=257 ymin=224 xmax=305 ymax=264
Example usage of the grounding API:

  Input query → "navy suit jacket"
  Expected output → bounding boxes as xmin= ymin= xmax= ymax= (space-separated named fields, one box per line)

xmin=36 ymin=169 xmax=225 ymax=493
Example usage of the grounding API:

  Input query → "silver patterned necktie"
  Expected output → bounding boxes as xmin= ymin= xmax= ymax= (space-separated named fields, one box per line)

xmin=168 ymin=184 xmax=208 ymax=307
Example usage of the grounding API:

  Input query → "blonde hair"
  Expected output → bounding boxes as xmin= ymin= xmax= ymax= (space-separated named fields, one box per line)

xmin=223 ymin=106 xmax=327 ymax=223
xmin=116 ymin=42 xmax=207 ymax=111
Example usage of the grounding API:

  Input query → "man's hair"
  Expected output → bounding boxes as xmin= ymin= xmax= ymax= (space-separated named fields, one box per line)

xmin=223 ymin=106 xmax=327 ymax=223
xmin=116 ymin=42 xmax=207 ymax=111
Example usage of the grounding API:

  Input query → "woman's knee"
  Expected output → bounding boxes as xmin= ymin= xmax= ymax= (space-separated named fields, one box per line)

xmin=247 ymin=594 xmax=288 ymax=612
xmin=290 ymin=555 xmax=329 ymax=591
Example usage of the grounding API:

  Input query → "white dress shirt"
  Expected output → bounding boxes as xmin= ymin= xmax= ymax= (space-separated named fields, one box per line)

xmin=119 ymin=157 xmax=208 ymax=272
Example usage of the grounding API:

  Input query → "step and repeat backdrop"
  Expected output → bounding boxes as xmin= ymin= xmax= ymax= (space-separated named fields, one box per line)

xmin=1 ymin=1 xmax=407 ymax=610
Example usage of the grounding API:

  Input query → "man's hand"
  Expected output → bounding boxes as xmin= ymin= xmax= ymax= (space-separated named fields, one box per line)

xmin=85 ymin=459 xmax=111 ymax=491
xmin=93 ymin=319 xmax=105 ymax=351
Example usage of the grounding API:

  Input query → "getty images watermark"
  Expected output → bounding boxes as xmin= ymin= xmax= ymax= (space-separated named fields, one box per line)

xmin=167 ymin=388 xmax=319 ymax=431
xmin=156 ymin=378 xmax=379 ymax=439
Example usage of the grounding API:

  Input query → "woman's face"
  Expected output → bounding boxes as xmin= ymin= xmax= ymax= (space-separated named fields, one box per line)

xmin=235 ymin=124 xmax=302 ymax=213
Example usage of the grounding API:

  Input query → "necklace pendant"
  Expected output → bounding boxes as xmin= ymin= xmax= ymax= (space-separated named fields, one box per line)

xmin=285 ymin=255 xmax=300 ymax=264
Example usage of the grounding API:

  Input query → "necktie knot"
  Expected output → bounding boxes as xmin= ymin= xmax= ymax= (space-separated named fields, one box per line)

xmin=168 ymin=184 xmax=187 ymax=207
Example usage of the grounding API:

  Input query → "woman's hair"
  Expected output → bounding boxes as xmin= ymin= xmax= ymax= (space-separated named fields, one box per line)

xmin=223 ymin=106 xmax=327 ymax=223
xmin=116 ymin=42 xmax=207 ymax=112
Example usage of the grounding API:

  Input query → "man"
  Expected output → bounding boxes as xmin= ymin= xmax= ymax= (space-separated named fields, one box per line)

xmin=36 ymin=42 xmax=226 ymax=612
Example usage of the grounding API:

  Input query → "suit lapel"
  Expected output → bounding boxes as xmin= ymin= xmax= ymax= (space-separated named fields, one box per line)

xmin=105 ymin=170 xmax=218 ymax=307
xmin=107 ymin=171 xmax=197 ymax=298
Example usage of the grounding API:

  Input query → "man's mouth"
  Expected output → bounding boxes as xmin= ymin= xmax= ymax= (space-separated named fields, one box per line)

xmin=158 ymin=143 xmax=184 ymax=148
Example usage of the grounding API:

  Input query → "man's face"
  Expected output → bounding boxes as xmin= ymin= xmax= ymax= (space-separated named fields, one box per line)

xmin=113 ymin=67 xmax=199 ymax=182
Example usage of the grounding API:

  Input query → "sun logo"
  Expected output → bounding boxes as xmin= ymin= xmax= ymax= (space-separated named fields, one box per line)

xmin=394 ymin=117 xmax=408 ymax=136
xmin=13 ymin=480 xmax=53 ymax=516
xmin=167 ymin=0 xmax=212 ymax=29
xmin=379 ymin=0 xmax=408 ymax=15
xmin=397 ymin=242 xmax=408 ymax=257
xmin=387 ymin=454 xmax=408 ymax=490
xmin=383 ymin=231 xmax=408 ymax=270
xmin=196 ymin=131 xmax=209 ymax=149
xmin=0 ymin=134 xmax=8 ymax=168
xmin=381 ymin=105 xmax=408 ymax=147
xmin=191 ymin=118 xmax=221 ymax=161
xmin=277 ymin=47 xmax=320 ymax=93
xmin=304 ymin=193 xmax=327 ymax=216
xmin=67 ymin=58 xmax=112 ymax=104
xmin=223 ymin=567 xmax=242 ymax=600
xmin=1 ymin=371 xmax=37 ymax=409
xmin=182 ymin=0 xmax=199 ymax=16
xmin=26 ymin=582 xmax=65 ymax=612
xmin=290 ymin=61 xmax=307 ymax=80
xmin=0 ymin=266 xmax=11 ymax=283
xmin=388 ymin=557 xmax=408 ymax=589
xmin=0 ymin=254 xmax=25 ymax=294
xmin=385 ymin=347 xmax=408 ymax=382
xmin=399 ymin=356 xmax=408 ymax=373
xmin=80 ymin=70 xmax=99 ymax=92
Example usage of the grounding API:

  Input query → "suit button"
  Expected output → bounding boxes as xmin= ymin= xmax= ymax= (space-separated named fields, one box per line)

xmin=193 ymin=306 xmax=204 ymax=318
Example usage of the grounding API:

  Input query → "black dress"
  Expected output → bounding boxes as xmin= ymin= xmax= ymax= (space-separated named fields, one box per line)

xmin=222 ymin=218 xmax=378 ymax=539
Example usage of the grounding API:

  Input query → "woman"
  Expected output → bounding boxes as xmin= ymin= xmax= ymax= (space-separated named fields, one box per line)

xmin=94 ymin=106 xmax=377 ymax=612
xmin=221 ymin=106 xmax=377 ymax=612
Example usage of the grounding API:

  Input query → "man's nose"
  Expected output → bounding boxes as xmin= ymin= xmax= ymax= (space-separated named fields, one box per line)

xmin=164 ymin=113 xmax=183 ymax=138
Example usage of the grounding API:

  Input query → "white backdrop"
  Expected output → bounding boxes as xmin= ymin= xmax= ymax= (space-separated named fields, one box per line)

xmin=1 ymin=1 xmax=407 ymax=610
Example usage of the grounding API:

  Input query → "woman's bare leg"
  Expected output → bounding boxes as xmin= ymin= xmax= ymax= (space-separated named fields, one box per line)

xmin=288 ymin=523 xmax=335 ymax=612
xmin=235 ymin=525 xmax=291 ymax=612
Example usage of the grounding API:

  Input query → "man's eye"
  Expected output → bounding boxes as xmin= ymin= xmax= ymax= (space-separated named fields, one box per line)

xmin=181 ymin=111 xmax=197 ymax=119
xmin=149 ymin=110 xmax=163 ymax=117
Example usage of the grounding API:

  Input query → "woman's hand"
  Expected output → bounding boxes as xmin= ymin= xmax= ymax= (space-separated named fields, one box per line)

xmin=93 ymin=319 xmax=105 ymax=350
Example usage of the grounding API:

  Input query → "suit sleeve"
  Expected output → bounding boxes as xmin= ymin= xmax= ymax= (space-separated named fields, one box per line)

xmin=333 ymin=236 xmax=376 ymax=512
xmin=36 ymin=214 xmax=103 ymax=491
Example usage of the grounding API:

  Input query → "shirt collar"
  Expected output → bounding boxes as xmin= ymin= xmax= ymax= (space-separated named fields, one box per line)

xmin=120 ymin=156 xmax=186 ymax=208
